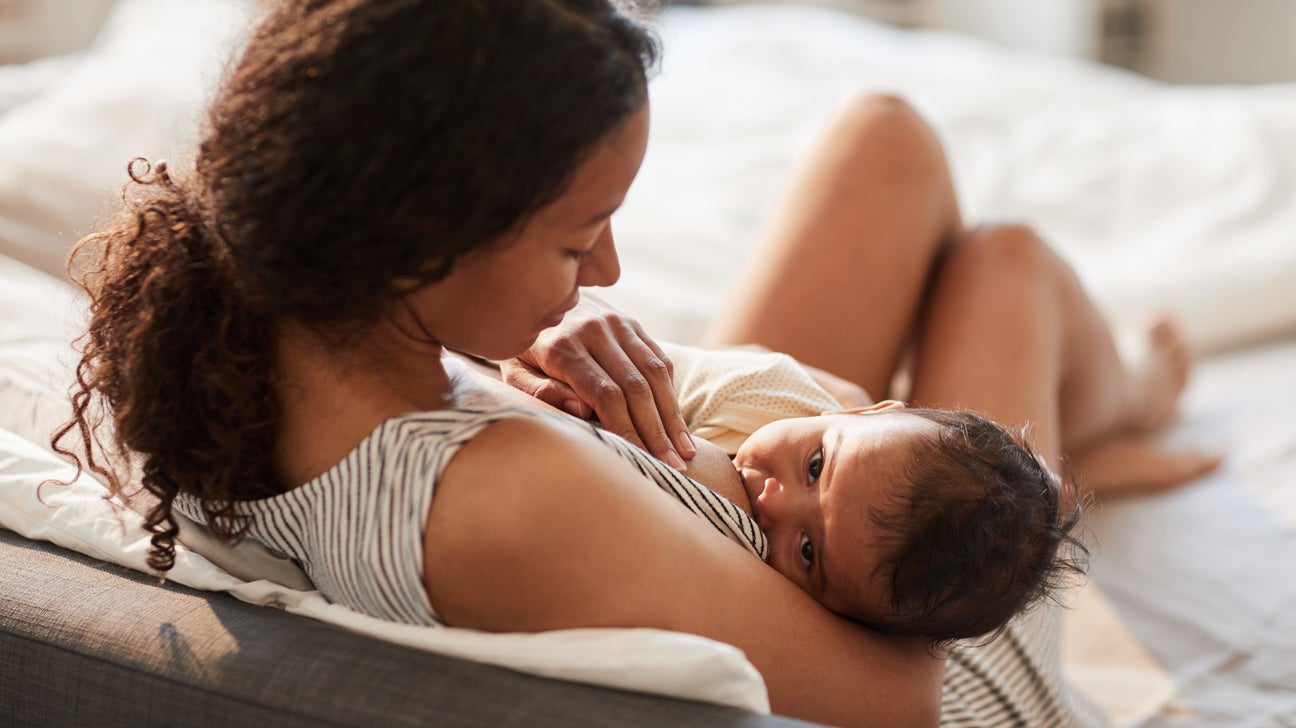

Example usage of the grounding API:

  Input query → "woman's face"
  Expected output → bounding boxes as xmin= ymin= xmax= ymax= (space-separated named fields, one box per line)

xmin=400 ymin=104 xmax=650 ymax=360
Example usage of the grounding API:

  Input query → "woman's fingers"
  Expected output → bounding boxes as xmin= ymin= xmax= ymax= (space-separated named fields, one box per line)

xmin=501 ymin=294 xmax=693 ymax=470
xmin=568 ymin=317 xmax=688 ymax=469
xmin=596 ymin=321 xmax=693 ymax=467
xmin=628 ymin=321 xmax=696 ymax=460
xmin=499 ymin=358 xmax=593 ymax=418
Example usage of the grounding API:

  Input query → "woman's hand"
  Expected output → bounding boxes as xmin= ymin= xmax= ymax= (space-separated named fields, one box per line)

xmin=499 ymin=294 xmax=697 ymax=470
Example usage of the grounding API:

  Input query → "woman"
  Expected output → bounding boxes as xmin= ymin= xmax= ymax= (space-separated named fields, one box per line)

xmin=56 ymin=1 xmax=1214 ymax=726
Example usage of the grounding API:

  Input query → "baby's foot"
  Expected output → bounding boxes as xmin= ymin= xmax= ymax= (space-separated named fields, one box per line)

xmin=1070 ymin=437 xmax=1221 ymax=497
xmin=1123 ymin=318 xmax=1192 ymax=433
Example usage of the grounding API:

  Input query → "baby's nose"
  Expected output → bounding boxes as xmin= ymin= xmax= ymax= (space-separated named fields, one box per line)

xmin=754 ymin=477 xmax=793 ymax=530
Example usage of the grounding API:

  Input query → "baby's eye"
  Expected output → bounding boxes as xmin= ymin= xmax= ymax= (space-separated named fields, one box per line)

xmin=807 ymin=448 xmax=824 ymax=485
xmin=799 ymin=533 xmax=815 ymax=570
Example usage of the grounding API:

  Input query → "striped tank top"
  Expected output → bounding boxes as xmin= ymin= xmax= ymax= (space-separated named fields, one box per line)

xmin=174 ymin=406 xmax=766 ymax=626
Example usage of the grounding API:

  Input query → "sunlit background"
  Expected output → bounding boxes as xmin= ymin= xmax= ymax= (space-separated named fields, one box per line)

xmin=5 ymin=0 xmax=1296 ymax=83
xmin=705 ymin=0 xmax=1296 ymax=84
xmin=1 ymin=4 xmax=1296 ymax=728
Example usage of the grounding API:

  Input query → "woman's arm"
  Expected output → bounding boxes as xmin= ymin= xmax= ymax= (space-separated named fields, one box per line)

xmin=422 ymin=416 xmax=943 ymax=727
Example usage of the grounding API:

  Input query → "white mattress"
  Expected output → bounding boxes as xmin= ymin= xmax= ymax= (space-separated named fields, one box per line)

xmin=1 ymin=1 xmax=1294 ymax=725
xmin=1084 ymin=337 xmax=1296 ymax=727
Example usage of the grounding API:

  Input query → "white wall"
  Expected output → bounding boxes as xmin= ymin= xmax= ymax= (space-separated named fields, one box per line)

xmin=0 ymin=0 xmax=118 ymax=63
xmin=922 ymin=0 xmax=1102 ymax=59
xmin=830 ymin=0 xmax=1296 ymax=84
xmin=1144 ymin=0 xmax=1296 ymax=84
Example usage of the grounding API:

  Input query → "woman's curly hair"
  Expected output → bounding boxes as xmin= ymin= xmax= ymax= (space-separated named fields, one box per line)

xmin=53 ymin=0 xmax=659 ymax=572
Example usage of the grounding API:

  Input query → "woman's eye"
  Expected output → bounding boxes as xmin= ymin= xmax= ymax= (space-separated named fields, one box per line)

xmin=799 ymin=533 xmax=815 ymax=569
xmin=807 ymin=448 xmax=824 ymax=485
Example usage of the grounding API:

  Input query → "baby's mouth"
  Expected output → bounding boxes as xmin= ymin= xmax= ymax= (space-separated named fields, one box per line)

xmin=739 ymin=467 xmax=761 ymax=502
xmin=739 ymin=467 xmax=771 ymax=528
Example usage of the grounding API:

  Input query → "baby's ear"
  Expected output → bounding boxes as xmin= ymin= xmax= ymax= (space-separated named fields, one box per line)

xmin=825 ymin=399 xmax=907 ymax=415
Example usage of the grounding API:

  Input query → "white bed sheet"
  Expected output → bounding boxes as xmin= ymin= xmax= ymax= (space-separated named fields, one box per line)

xmin=1083 ymin=337 xmax=1296 ymax=727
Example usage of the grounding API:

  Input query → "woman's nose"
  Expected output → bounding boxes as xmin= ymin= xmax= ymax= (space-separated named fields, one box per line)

xmin=577 ymin=225 xmax=621 ymax=288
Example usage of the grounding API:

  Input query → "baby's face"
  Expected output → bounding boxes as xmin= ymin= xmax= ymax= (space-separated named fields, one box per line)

xmin=733 ymin=411 xmax=941 ymax=621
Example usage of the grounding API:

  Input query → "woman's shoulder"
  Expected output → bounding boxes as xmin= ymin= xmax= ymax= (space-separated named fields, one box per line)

xmin=374 ymin=406 xmax=561 ymax=444
xmin=327 ymin=406 xmax=583 ymax=476
xmin=421 ymin=407 xmax=945 ymax=726
xmin=214 ymin=406 xmax=581 ymax=512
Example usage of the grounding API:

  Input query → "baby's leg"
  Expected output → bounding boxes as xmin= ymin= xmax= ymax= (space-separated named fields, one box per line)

xmin=703 ymin=93 xmax=961 ymax=399
xmin=908 ymin=224 xmax=1217 ymax=495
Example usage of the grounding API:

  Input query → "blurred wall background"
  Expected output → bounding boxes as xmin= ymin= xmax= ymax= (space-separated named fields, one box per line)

xmin=2 ymin=0 xmax=1295 ymax=83
xmin=0 ymin=0 xmax=116 ymax=63
xmin=709 ymin=0 xmax=1296 ymax=84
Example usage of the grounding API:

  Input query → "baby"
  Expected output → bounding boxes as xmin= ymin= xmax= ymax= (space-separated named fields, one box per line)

xmin=659 ymin=342 xmax=1086 ymax=645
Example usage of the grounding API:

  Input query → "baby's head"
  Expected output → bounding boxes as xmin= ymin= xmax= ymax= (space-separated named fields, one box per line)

xmin=733 ymin=402 xmax=1087 ymax=646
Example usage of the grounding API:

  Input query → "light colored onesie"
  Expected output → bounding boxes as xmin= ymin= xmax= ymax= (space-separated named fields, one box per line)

xmin=661 ymin=341 xmax=842 ymax=455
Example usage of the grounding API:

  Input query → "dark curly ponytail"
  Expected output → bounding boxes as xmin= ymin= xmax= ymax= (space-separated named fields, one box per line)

xmin=54 ymin=0 xmax=658 ymax=573
xmin=55 ymin=159 xmax=280 ymax=571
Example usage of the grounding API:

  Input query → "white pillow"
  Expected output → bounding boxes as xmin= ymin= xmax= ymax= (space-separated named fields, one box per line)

xmin=0 ymin=254 xmax=81 ymax=441
xmin=0 ymin=252 xmax=314 ymax=588
xmin=0 ymin=0 xmax=255 ymax=278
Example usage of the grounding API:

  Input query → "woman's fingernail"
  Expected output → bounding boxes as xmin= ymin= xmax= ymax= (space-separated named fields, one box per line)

xmin=563 ymin=400 xmax=584 ymax=417
xmin=678 ymin=431 xmax=697 ymax=457
xmin=665 ymin=450 xmax=688 ymax=471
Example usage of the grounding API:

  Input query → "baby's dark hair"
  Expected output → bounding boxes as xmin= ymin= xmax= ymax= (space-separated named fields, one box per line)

xmin=861 ymin=408 xmax=1087 ymax=648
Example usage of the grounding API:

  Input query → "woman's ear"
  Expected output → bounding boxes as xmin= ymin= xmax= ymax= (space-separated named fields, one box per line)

xmin=825 ymin=399 xmax=906 ymax=416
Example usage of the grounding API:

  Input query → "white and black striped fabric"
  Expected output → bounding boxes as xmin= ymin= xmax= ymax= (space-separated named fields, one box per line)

xmin=941 ymin=601 xmax=1108 ymax=727
xmin=175 ymin=407 xmax=766 ymax=626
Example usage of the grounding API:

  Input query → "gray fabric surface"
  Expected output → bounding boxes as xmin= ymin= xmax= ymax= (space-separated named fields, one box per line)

xmin=0 ymin=529 xmax=814 ymax=727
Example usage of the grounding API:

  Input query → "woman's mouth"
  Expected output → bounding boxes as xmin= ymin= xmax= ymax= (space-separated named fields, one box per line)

xmin=540 ymin=311 xmax=567 ymax=329
xmin=541 ymin=294 xmax=581 ymax=329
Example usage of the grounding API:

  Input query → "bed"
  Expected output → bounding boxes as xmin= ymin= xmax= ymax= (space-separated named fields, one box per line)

xmin=2 ymin=1 xmax=1294 ymax=726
